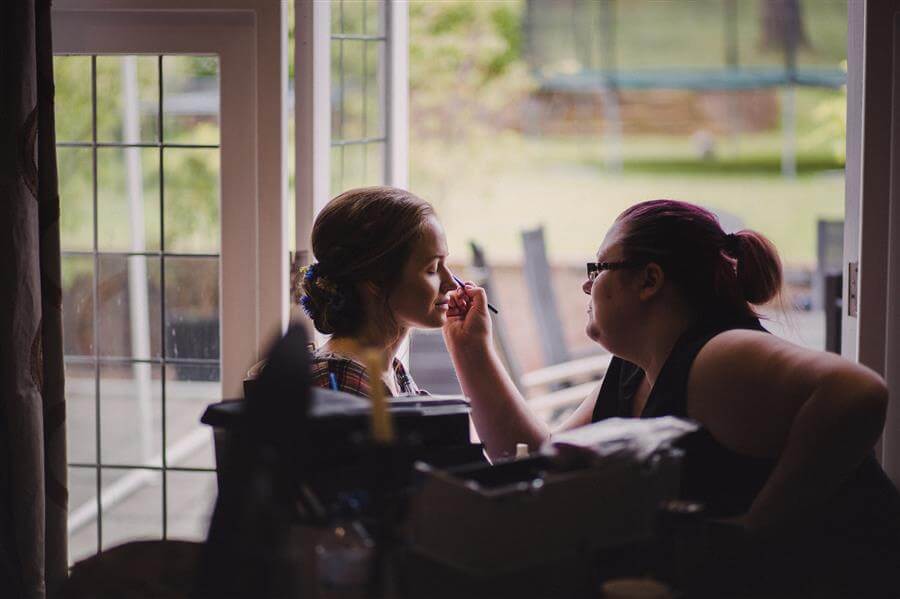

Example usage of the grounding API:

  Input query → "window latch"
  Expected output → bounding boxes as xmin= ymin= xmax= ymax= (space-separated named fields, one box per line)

xmin=847 ymin=261 xmax=858 ymax=317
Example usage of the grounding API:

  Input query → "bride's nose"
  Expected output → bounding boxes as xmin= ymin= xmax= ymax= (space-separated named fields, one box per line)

xmin=439 ymin=271 xmax=457 ymax=294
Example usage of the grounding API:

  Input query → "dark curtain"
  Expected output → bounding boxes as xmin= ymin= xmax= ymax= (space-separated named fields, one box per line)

xmin=0 ymin=0 xmax=68 ymax=598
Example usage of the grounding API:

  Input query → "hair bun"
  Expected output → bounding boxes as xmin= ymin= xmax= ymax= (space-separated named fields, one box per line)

xmin=732 ymin=230 xmax=782 ymax=305
xmin=294 ymin=263 xmax=361 ymax=335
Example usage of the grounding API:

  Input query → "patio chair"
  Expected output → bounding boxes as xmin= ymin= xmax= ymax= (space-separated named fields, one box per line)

xmin=468 ymin=241 xmax=525 ymax=390
xmin=520 ymin=227 xmax=610 ymax=387
xmin=813 ymin=219 xmax=843 ymax=310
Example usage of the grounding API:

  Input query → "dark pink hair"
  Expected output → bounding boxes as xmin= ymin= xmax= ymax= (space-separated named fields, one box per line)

xmin=615 ymin=200 xmax=782 ymax=320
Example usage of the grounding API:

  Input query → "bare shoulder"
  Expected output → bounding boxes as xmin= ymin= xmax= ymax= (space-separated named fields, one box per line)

xmin=686 ymin=328 xmax=884 ymax=457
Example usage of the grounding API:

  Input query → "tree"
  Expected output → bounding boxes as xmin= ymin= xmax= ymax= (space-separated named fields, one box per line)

xmin=409 ymin=0 xmax=534 ymax=204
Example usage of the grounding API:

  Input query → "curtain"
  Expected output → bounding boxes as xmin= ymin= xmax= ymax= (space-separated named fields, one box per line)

xmin=0 ymin=0 xmax=68 ymax=598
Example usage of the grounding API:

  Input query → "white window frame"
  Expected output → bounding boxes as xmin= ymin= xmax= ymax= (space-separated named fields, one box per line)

xmin=294 ymin=0 xmax=409 ymax=266
xmin=53 ymin=1 xmax=287 ymax=398
xmin=843 ymin=0 xmax=900 ymax=483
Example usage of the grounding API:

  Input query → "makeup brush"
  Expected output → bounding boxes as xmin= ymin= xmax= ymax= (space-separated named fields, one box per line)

xmin=451 ymin=274 xmax=499 ymax=314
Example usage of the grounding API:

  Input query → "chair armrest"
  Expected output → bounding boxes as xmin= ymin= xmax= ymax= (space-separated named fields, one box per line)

xmin=520 ymin=354 xmax=611 ymax=391
xmin=528 ymin=381 xmax=601 ymax=417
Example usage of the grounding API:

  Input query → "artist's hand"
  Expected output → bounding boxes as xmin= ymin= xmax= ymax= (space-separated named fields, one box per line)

xmin=443 ymin=281 xmax=492 ymax=349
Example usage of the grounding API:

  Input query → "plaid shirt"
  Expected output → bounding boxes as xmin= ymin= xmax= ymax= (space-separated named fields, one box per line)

xmin=311 ymin=349 xmax=425 ymax=398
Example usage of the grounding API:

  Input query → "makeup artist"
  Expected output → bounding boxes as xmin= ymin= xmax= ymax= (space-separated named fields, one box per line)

xmin=443 ymin=199 xmax=900 ymax=593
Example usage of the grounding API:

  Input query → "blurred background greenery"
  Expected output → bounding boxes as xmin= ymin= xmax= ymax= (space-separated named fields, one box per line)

xmin=56 ymin=1 xmax=847 ymax=270
xmin=406 ymin=0 xmax=847 ymax=267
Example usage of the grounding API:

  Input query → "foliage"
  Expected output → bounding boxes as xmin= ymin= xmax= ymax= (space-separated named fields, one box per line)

xmin=407 ymin=1 xmax=848 ymax=270
xmin=803 ymin=63 xmax=847 ymax=163
xmin=529 ymin=0 xmax=847 ymax=72
xmin=408 ymin=0 xmax=535 ymax=204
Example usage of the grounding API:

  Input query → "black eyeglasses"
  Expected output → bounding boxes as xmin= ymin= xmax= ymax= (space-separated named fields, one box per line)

xmin=586 ymin=261 xmax=640 ymax=282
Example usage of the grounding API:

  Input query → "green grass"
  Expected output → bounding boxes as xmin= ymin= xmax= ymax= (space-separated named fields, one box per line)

xmin=620 ymin=155 xmax=842 ymax=177
xmin=409 ymin=132 xmax=845 ymax=268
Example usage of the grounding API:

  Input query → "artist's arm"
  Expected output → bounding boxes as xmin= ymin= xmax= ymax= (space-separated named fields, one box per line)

xmin=442 ymin=284 xmax=551 ymax=460
xmin=687 ymin=329 xmax=888 ymax=535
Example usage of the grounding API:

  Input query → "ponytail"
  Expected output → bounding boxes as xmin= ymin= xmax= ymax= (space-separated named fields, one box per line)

xmin=728 ymin=230 xmax=782 ymax=306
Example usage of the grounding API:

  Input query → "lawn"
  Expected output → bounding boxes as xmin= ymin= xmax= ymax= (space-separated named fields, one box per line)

xmin=409 ymin=131 xmax=845 ymax=269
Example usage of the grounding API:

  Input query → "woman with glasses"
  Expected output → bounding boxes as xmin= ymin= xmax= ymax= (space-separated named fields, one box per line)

xmin=294 ymin=186 xmax=458 ymax=398
xmin=444 ymin=199 xmax=900 ymax=594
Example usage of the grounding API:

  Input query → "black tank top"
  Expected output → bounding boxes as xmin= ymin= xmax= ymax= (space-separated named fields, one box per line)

xmin=592 ymin=314 xmax=773 ymax=516
xmin=591 ymin=315 xmax=900 ymax=590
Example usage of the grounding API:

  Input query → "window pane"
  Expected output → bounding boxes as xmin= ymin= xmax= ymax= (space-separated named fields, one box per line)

xmin=331 ymin=39 xmax=345 ymax=140
xmin=62 ymin=255 xmax=94 ymax=357
xmin=100 ymin=363 xmax=163 ymax=467
xmin=331 ymin=145 xmax=344 ymax=196
xmin=97 ymin=147 xmax=161 ymax=252
xmin=364 ymin=41 xmax=384 ymax=138
xmin=338 ymin=0 xmax=365 ymax=35
xmin=166 ymin=364 xmax=218 ymax=470
xmin=100 ymin=468 xmax=163 ymax=548
xmin=166 ymin=471 xmax=217 ymax=539
xmin=365 ymin=141 xmax=384 ymax=186
xmin=162 ymin=56 xmax=220 ymax=145
xmin=65 ymin=360 xmax=96 ymax=464
xmin=331 ymin=0 xmax=343 ymax=34
xmin=97 ymin=255 xmax=162 ymax=360
xmin=96 ymin=55 xmax=159 ymax=144
xmin=163 ymin=147 xmax=219 ymax=253
xmin=68 ymin=466 xmax=98 ymax=565
xmin=341 ymin=40 xmax=365 ymax=140
xmin=342 ymin=143 xmax=365 ymax=190
xmin=58 ymin=147 xmax=93 ymax=252
xmin=365 ymin=0 xmax=384 ymax=36
xmin=164 ymin=257 xmax=219 ymax=361
xmin=54 ymin=56 xmax=92 ymax=143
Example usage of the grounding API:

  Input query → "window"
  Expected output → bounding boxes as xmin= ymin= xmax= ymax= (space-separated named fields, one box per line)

xmin=53 ymin=5 xmax=280 ymax=563
xmin=294 ymin=0 xmax=407 ymax=263
xmin=53 ymin=1 xmax=411 ymax=563
xmin=330 ymin=0 xmax=389 ymax=192
xmin=57 ymin=52 xmax=222 ymax=563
